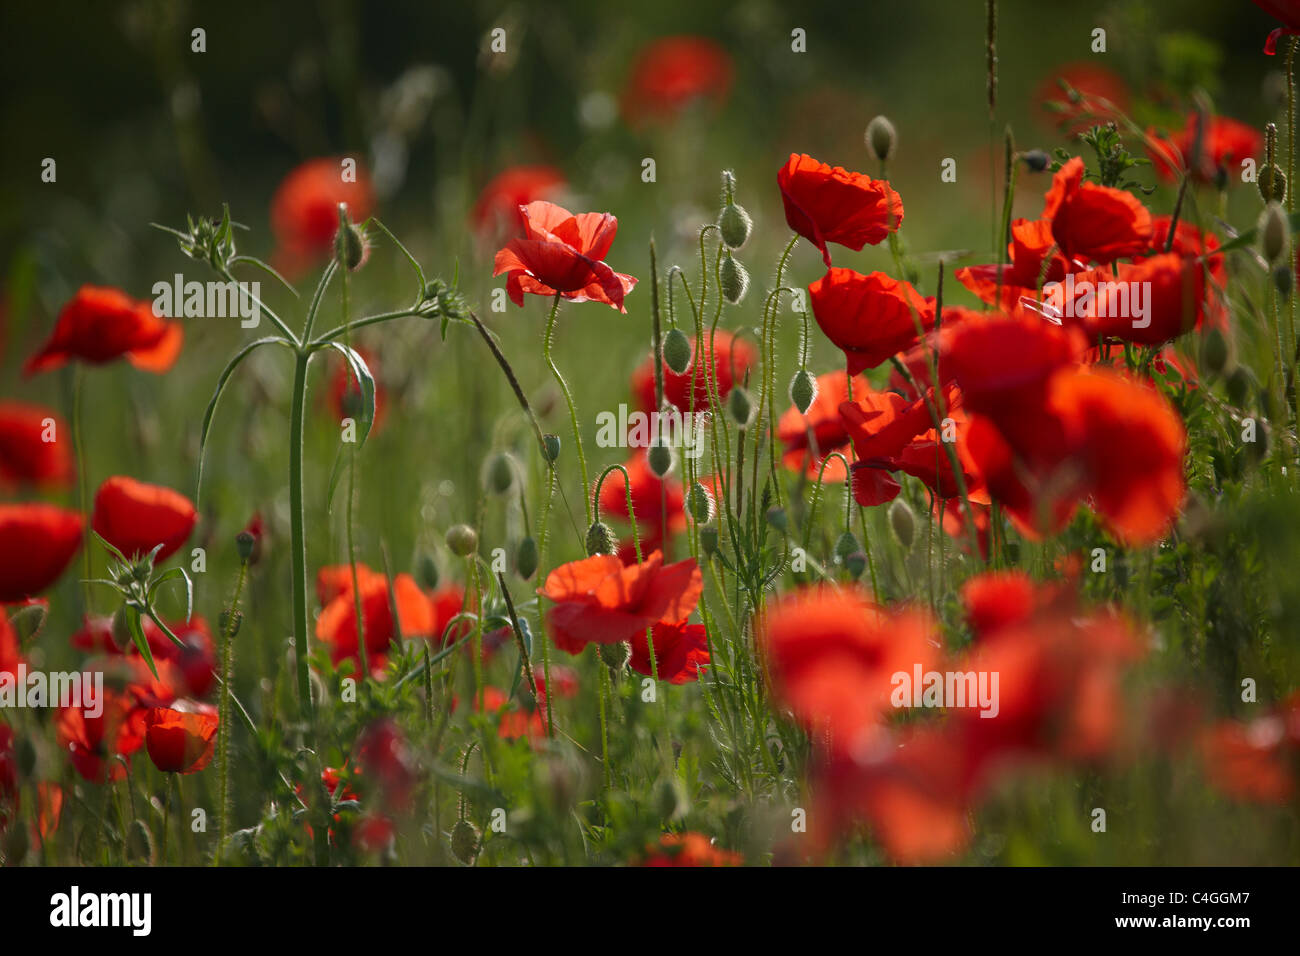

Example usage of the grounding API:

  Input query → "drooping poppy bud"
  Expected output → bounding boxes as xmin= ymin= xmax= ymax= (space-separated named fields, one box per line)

xmin=719 ymin=251 xmax=749 ymax=304
xmin=727 ymin=385 xmax=753 ymax=427
xmin=599 ymin=640 xmax=632 ymax=672
xmin=834 ymin=530 xmax=861 ymax=565
xmin=1259 ymin=202 xmax=1290 ymax=265
xmin=1259 ymin=163 xmax=1287 ymax=204
xmin=516 ymin=536 xmax=539 ymax=580
xmin=446 ymin=524 xmax=478 ymax=557
xmin=661 ymin=328 xmax=693 ymax=374
xmin=585 ymin=521 xmax=618 ymax=557
xmin=865 ymin=115 xmax=897 ymax=164
xmin=718 ymin=202 xmax=753 ymax=250
xmin=450 ymin=818 xmax=479 ymax=864
xmin=647 ymin=441 xmax=675 ymax=478
xmin=686 ymin=482 xmax=714 ymax=524
xmin=789 ymin=369 xmax=817 ymax=414
xmin=416 ymin=552 xmax=439 ymax=591
xmin=485 ymin=452 xmax=516 ymax=494
xmin=889 ymin=497 xmax=916 ymax=549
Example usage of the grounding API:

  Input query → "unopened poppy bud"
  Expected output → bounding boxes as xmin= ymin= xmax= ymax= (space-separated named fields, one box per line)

xmin=1021 ymin=149 xmax=1050 ymax=172
xmin=661 ymin=328 xmax=693 ymax=374
xmin=767 ymin=507 xmax=788 ymax=533
xmin=219 ymin=608 xmax=243 ymax=637
xmin=790 ymin=369 xmax=817 ymax=414
xmin=541 ymin=433 xmax=562 ymax=462
xmin=718 ymin=202 xmax=753 ymax=250
xmin=485 ymin=452 xmax=515 ymax=494
xmin=719 ymin=251 xmax=749 ymax=304
xmin=700 ymin=524 xmax=719 ymax=558
xmin=889 ymin=498 xmax=915 ymax=549
xmin=9 ymin=603 xmax=47 ymax=643
xmin=844 ymin=550 xmax=867 ymax=579
xmin=598 ymin=640 xmax=631 ymax=671
xmin=450 ymin=818 xmax=479 ymax=864
xmin=1259 ymin=202 xmax=1290 ymax=266
xmin=235 ymin=530 xmax=256 ymax=564
xmin=834 ymin=530 xmax=861 ymax=565
xmin=446 ymin=524 xmax=478 ymax=557
xmin=516 ymin=536 xmax=539 ymax=580
xmin=333 ymin=205 xmax=368 ymax=273
xmin=727 ymin=385 xmax=753 ymax=427
xmin=1200 ymin=327 xmax=1228 ymax=376
xmin=1274 ymin=261 xmax=1294 ymax=298
xmin=865 ymin=115 xmax=897 ymax=164
xmin=687 ymin=483 xmax=714 ymax=523
xmin=647 ymin=441 xmax=675 ymax=477
xmin=1259 ymin=163 xmax=1288 ymax=204
xmin=416 ymin=552 xmax=440 ymax=590
xmin=585 ymin=521 xmax=618 ymax=557
xmin=111 ymin=606 xmax=132 ymax=652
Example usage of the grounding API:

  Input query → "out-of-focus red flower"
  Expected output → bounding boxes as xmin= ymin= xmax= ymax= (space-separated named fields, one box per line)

xmin=1079 ymin=253 xmax=1205 ymax=346
xmin=315 ymin=564 xmax=435 ymax=671
xmin=1042 ymin=157 xmax=1153 ymax=265
xmin=270 ymin=158 xmax=375 ymax=277
xmin=1253 ymin=0 xmax=1300 ymax=53
xmin=1199 ymin=694 xmax=1300 ymax=803
xmin=778 ymin=154 xmax=904 ymax=267
xmin=757 ymin=586 xmax=939 ymax=759
xmin=0 ymin=503 xmax=83 ymax=603
xmin=478 ymin=686 xmax=550 ymax=742
xmin=356 ymin=719 xmax=417 ymax=811
xmin=24 ymin=286 xmax=182 ymax=376
xmin=70 ymin=614 xmax=216 ymax=699
xmin=621 ymin=36 xmax=732 ymax=126
xmin=809 ymin=269 xmax=932 ymax=375
xmin=0 ymin=402 xmax=72 ymax=488
xmin=639 ymin=831 xmax=741 ymax=866
xmin=1037 ymin=62 xmax=1130 ymax=132
xmin=935 ymin=496 xmax=991 ymax=558
xmin=1146 ymin=116 xmax=1263 ymax=184
xmin=144 ymin=705 xmax=218 ymax=774
xmin=56 ymin=690 xmax=144 ymax=783
xmin=538 ymin=551 xmax=702 ymax=655
xmin=429 ymin=584 xmax=469 ymax=646
xmin=630 ymin=620 xmax=709 ymax=684
xmin=472 ymin=165 xmax=566 ymax=236
xmin=92 ymin=475 xmax=197 ymax=562
xmin=632 ymin=330 xmax=755 ymax=414
xmin=241 ymin=512 xmax=266 ymax=564
xmin=776 ymin=370 xmax=866 ymax=482
xmin=493 ymin=201 xmax=637 ymax=311
xmin=960 ymin=571 xmax=1041 ymax=638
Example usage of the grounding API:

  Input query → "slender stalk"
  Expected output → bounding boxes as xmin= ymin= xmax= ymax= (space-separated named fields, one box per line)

xmin=289 ymin=349 xmax=315 ymax=720
xmin=216 ymin=558 xmax=246 ymax=865
xmin=541 ymin=294 xmax=592 ymax=523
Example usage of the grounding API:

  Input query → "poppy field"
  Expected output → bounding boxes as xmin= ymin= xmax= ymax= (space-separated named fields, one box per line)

xmin=2 ymin=0 xmax=1300 ymax=879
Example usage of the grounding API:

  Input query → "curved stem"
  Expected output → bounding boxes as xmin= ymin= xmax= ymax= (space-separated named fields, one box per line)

xmin=312 ymin=308 xmax=421 ymax=346
xmin=542 ymin=294 xmax=591 ymax=523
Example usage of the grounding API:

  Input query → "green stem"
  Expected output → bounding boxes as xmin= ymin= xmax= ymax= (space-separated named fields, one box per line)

xmin=215 ymin=559 xmax=245 ymax=865
xmin=541 ymin=294 xmax=591 ymax=523
xmin=289 ymin=349 xmax=315 ymax=722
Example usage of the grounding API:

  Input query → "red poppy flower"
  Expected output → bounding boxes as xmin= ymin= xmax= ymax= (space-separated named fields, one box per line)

xmin=0 ymin=402 xmax=72 ymax=488
xmin=270 ymin=158 xmax=375 ymax=276
xmin=809 ymin=268 xmax=932 ymax=375
xmin=1042 ymin=157 xmax=1153 ymax=265
xmin=1254 ymin=0 xmax=1300 ymax=53
xmin=92 ymin=476 xmax=196 ymax=562
xmin=472 ymin=165 xmax=566 ymax=235
xmin=1199 ymin=695 xmax=1300 ymax=803
xmin=631 ymin=329 xmax=755 ymax=414
xmin=24 ymin=285 xmax=183 ymax=376
xmin=778 ymin=154 xmax=904 ymax=267
xmin=493 ymin=201 xmax=637 ymax=311
xmin=757 ymin=586 xmax=940 ymax=758
xmin=316 ymin=569 xmax=434 ymax=670
xmin=621 ymin=36 xmax=732 ymax=126
xmin=478 ymin=686 xmax=550 ymax=742
xmin=1079 ymin=253 xmax=1205 ymax=346
xmin=356 ymin=719 xmax=417 ymax=811
xmin=538 ymin=551 xmax=702 ymax=655
xmin=776 ymin=370 xmax=867 ymax=482
xmin=1037 ymin=62 xmax=1130 ymax=132
xmin=56 ymin=690 xmax=144 ymax=783
xmin=639 ymin=831 xmax=742 ymax=866
xmin=630 ymin=620 xmax=709 ymax=684
xmin=0 ymin=503 xmax=83 ymax=602
xmin=143 ymin=705 xmax=218 ymax=774
xmin=1146 ymin=116 xmax=1263 ymax=184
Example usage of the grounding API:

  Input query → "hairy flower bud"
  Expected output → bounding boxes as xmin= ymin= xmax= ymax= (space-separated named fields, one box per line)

xmin=599 ymin=640 xmax=632 ymax=672
xmin=416 ymin=552 xmax=439 ymax=591
xmin=647 ymin=441 xmax=675 ymax=478
xmin=719 ymin=251 xmax=749 ymax=304
xmin=834 ymin=530 xmax=861 ymax=566
xmin=789 ymin=369 xmax=817 ymax=415
xmin=515 ymin=536 xmax=539 ymax=580
xmin=9 ymin=603 xmax=46 ymax=643
xmin=450 ymin=819 xmax=479 ymax=864
xmin=865 ymin=115 xmax=897 ymax=164
xmin=718 ymin=202 xmax=753 ymax=250
xmin=446 ymin=524 xmax=478 ymax=557
xmin=1259 ymin=163 xmax=1288 ymax=204
xmin=661 ymin=328 xmax=693 ymax=374
xmin=700 ymin=524 xmax=719 ymax=558
xmin=727 ymin=385 xmax=753 ymax=427
xmin=889 ymin=498 xmax=915 ymax=550
xmin=687 ymin=482 xmax=714 ymax=524
xmin=1259 ymin=202 xmax=1290 ymax=266
xmin=585 ymin=521 xmax=618 ymax=557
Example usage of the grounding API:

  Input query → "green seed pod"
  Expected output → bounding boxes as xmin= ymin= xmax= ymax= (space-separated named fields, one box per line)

xmin=647 ymin=441 xmax=676 ymax=478
xmin=416 ymin=552 xmax=440 ymax=591
xmin=1199 ymin=326 xmax=1228 ymax=377
xmin=1259 ymin=163 xmax=1288 ymax=204
xmin=865 ymin=115 xmax=897 ymax=164
xmin=219 ymin=608 xmax=243 ymax=637
xmin=700 ymin=524 xmax=720 ymax=558
xmin=889 ymin=498 xmax=916 ymax=550
xmin=485 ymin=452 xmax=515 ymax=494
xmin=790 ymin=369 xmax=817 ymax=414
xmin=766 ymin=507 xmax=788 ymax=533
xmin=585 ymin=521 xmax=618 ymax=557
xmin=516 ymin=536 xmax=539 ymax=580
xmin=834 ymin=530 xmax=861 ymax=565
xmin=718 ymin=202 xmax=753 ymax=250
xmin=9 ymin=602 xmax=47 ymax=643
xmin=450 ymin=818 xmax=480 ymax=864
xmin=446 ymin=524 xmax=478 ymax=557
xmin=598 ymin=640 xmax=631 ymax=671
xmin=687 ymin=482 xmax=714 ymax=524
xmin=541 ymin=433 xmax=562 ymax=462
xmin=1259 ymin=202 xmax=1290 ymax=266
xmin=727 ymin=385 xmax=753 ymax=427
xmin=719 ymin=251 xmax=749 ymax=304
xmin=661 ymin=328 xmax=693 ymax=374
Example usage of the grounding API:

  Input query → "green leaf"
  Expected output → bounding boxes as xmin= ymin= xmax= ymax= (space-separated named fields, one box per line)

xmin=125 ymin=606 xmax=160 ymax=679
xmin=324 ymin=343 xmax=376 ymax=449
